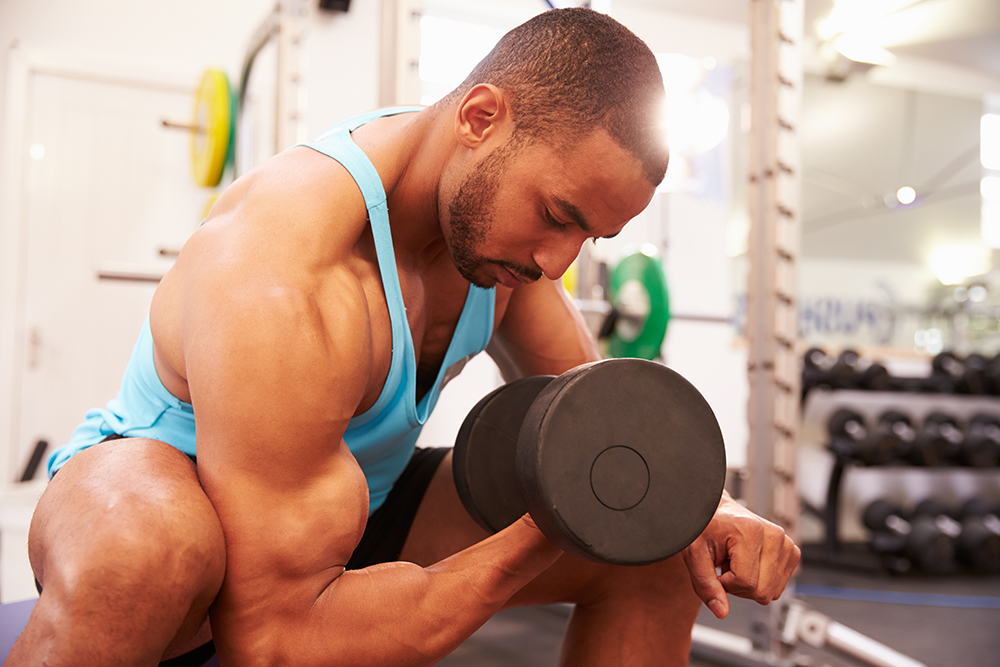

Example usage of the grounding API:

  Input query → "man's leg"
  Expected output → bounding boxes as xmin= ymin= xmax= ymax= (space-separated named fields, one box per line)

xmin=399 ymin=449 xmax=702 ymax=666
xmin=7 ymin=438 xmax=226 ymax=667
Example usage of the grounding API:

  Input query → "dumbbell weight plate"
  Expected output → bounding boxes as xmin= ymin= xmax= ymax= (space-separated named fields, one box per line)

xmin=453 ymin=375 xmax=555 ymax=533
xmin=517 ymin=359 xmax=726 ymax=566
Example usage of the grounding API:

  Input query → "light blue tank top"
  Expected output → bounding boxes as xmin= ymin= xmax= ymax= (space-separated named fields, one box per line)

xmin=48 ymin=106 xmax=496 ymax=514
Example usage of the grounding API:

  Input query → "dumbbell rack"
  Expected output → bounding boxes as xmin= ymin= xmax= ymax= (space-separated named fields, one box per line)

xmin=802 ymin=388 xmax=1000 ymax=572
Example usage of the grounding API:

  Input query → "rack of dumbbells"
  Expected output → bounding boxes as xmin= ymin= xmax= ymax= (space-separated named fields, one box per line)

xmin=802 ymin=348 xmax=1000 ymax=575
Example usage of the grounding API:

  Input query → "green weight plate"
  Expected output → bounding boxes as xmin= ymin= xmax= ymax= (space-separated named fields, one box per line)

xmin=225 ymin=75 xmax=237 ymax=172
xmin=609 ymin=250 xmax=670 ymax=360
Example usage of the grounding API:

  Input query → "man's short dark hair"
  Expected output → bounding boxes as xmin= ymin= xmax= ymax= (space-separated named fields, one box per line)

xmin=447 ymin=8 xmax=668 ymax=186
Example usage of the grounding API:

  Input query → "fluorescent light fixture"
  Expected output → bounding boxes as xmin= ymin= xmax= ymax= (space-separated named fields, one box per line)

xmin=816 ymin=0 xmax=922 ymax=40
xmin=833 ymin=33 xmax=897 ymax=66
xmin=983 ymin=114 xmax=1000 ymax=170
xmin=929 ymin=243 xmax=992 ymax=285
xmin=896 ymin=186 xmax=916 ymax=205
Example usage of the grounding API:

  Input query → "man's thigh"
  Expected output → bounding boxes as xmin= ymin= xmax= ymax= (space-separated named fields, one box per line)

xmin=21 ymin=437 xmax=225 ymax=663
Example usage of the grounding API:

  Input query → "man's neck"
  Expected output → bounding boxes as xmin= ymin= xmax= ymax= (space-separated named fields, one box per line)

xmin=352 ymin=105 xmax=458 ymax=273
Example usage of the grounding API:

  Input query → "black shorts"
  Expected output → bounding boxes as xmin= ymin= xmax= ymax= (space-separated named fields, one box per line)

xmin=41 ymin=443 xmax=451 ymax=667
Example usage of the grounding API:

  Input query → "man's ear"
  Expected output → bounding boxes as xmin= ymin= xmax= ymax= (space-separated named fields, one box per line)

xmin=454 ymin=84 xmax=512 ymax=149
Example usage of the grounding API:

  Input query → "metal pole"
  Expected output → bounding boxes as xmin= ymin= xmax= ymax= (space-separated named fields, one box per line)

xmin=378 ymin=0 xmax=423 ymax=107
xmin=745 ymin=0 xmax=803 ymax=657
xmin=276 ymin=0 xmax=308 ymax=153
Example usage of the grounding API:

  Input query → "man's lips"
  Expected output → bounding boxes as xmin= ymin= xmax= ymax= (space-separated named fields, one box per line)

xmin=497 ymin=265 xmax=530 ymax=288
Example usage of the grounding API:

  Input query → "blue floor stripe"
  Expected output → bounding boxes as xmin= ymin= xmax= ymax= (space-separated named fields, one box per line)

xmin=796 ymin=584 xmax=1000 ymax=609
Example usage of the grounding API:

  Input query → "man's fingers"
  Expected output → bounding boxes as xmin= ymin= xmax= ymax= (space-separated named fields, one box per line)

xmin=773 ymin=538 xmax=802 ymax=601
xmin=717 ymin=521 xmax=763 ymax=600
xmin=757 ymin=533 xmax=800 ymax=602
xmin=718 ymin=522 xmax=798 ymax=605
xmin=682 ymin=539 xmax=730 ymax=619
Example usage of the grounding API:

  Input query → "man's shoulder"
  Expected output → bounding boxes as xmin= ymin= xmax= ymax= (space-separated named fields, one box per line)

xmin=191 ymin=149 xmax=371 ymax=266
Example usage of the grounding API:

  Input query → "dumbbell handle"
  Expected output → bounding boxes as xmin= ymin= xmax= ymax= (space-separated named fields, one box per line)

xmin=909 ymin=507 xmax=963 ymax=539
xmin=883 ymin=513 xmax=911 ymax=535
xmin=870 ymin=509 xmax=961 ymax=540
xmin=976 ymin=513 xmax=1000 ymax=534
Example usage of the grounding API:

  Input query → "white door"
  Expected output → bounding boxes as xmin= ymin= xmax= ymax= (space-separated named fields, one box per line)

xmin=13 ymin=70 xmax=210 ymax=479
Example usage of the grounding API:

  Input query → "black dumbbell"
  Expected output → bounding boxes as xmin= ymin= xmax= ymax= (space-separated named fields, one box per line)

xmin=826 ymin=409 xmax=898 ymax=465
xmin=827 ymin=408 xmax=867 ymax=461
xmin=901 ymin=412 xmax=963 ymax=466
xmin=983 ymin=354 xmax=1000 ymax=395
xmin=929 ymin=352 xmax=963 ymax=393
xmin=863 ymin=499 xmax=955 ymax=573
xmin=802 ymin=348 xmax=833 ymax=397
xmin=453 ymin=358 xmax=727 ymax=566
xmin=876 ymin=411 xmax=916 ymax=461
xmin=859 ymin=361 xmax=892 ymax=391
xmin=955 ymin=498 xmax=1000 ymax=573
xmin=959 ymin=353 xmax=989 ymax=395
xmin=956 ymin=414 xmax=1000 ymax=467
xmin=828 ymin=350 xmax=861 ymax=389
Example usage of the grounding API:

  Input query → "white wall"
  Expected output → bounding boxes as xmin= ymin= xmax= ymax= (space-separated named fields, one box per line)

xmin=0 ymin=0 xmax=381 ymax=601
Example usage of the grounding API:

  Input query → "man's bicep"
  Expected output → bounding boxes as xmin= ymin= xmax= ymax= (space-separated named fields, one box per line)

xmin=184 ymin=275 xmax=369 ymax=464
xmin=181 ymin=278 xmax=372 ymax=584
xmin=490 ymin=278 xmax=600 ymax=379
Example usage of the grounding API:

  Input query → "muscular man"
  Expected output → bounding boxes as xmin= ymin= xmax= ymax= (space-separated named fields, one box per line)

xmin=9 ymin=8 xmax=799 ymax=667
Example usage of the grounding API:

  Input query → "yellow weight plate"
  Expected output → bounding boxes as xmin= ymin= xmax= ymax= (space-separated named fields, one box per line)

xmin=190 ymin=69 xmax=232 ymax=188
xmin=562 ymin=259 xmax=579 ymax=297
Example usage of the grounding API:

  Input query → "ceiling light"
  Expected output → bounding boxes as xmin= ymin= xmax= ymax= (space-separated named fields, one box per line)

xmin=832 ymin=33 xmax=897 ymax=66
xmin=896 ymin=186 xmax=916 ymax=205
xmin=929 ymin=243 xmax=992 ymax=285
xmin=816 ymin=0 xmax=922 ymax=41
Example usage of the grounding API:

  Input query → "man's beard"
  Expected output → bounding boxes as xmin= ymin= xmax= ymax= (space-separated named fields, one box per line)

xmin=447 ymin=138 xmax=541 ymax=288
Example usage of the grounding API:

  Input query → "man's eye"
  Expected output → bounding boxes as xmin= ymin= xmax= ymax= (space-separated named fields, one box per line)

xmin=543 ymin=209 xmax=568 ymax=230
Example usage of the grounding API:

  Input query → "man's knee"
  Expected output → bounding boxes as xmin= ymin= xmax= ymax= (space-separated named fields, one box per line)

xmin=27 ymin=439 xmax=225 ymax=644
xmin=562 ymin=552 xmax=699 ymax=611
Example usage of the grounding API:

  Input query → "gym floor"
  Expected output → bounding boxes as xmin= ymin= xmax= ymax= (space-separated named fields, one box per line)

xmin=438 ymin=555 xmax=1000 ymax=667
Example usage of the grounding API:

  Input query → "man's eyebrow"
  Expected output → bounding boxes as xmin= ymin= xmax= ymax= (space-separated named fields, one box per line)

xmin=553 ymin=196 xmax=620 ymax=240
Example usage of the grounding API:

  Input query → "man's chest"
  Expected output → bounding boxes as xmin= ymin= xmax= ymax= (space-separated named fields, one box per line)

xmin=352 ymin=255 xmax=488 ymax=409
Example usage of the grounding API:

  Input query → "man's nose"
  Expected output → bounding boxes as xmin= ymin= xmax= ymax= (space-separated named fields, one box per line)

xmin=534 ymin=239 xmax=586 ymax=280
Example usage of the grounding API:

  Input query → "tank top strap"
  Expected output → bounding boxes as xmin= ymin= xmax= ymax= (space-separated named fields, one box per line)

xmin=298 ymin=107 xmax=423 ymax=424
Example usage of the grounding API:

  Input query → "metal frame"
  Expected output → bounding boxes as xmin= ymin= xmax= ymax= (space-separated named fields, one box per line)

xmin=719 ymin=1 xmax=927 ymax=665
xmin=235 ymin=0 xmax=310 ymax=176
xmin=378 ymin=0 xmax=423 ymax=107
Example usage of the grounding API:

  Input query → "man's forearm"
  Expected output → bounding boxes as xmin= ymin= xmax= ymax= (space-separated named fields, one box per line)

xmin=217 ymin=516 xmax=562 ymax=667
